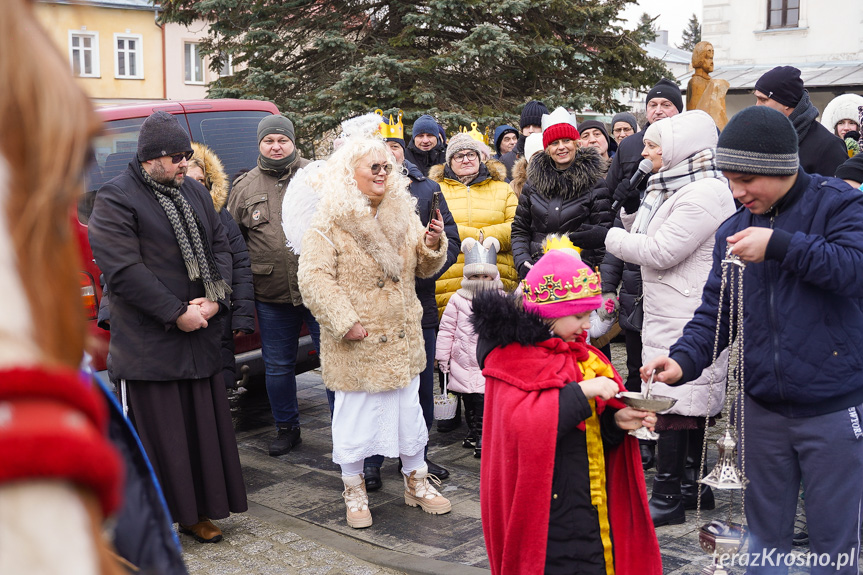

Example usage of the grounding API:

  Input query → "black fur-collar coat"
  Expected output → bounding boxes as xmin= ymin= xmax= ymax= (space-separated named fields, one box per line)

xmin=511 ymin=147 xmax=612 ymax=276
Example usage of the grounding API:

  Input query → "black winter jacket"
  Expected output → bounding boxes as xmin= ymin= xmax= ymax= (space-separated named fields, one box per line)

xmin=600 ymin=218 xmax=643 ymax=331
xmin=798 ymin=121 xmax=848 ymax=178
xmin=405 ymin=139 xmax=447 ymax=177
xmin=405 ymin=160 xmax=460 ymax=328
xmin=512 ymin=148 xmax=612 ymax=275
xmin=220 ymin=208 xmax=255 ymax=333
xmin=88 ymin=160 xmax=232 ymax=381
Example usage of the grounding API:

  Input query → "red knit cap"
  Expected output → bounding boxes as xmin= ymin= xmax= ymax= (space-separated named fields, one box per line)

xmin=542 ymin=122 xmax=579 ymax=149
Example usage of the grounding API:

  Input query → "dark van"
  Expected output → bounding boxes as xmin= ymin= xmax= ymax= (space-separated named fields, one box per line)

xmin=78 ymin=99 xmax=318 ymax=382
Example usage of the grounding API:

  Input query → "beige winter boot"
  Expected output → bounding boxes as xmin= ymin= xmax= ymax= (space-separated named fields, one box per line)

xmin=342 ymin=474 xmax=372 ymax=528
xmin=403 ymin=464 xmax=452 ymax=514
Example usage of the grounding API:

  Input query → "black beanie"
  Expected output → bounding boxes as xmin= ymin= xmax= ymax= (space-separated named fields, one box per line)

xmin=835 ymin=155 xmax=863 ymax=183
xmin=577 ymin=120 xmax=616 ymax=153
xmin=257 ymin=115 xmax=296 ymax=144
xmin=646 ymin=79 xmax=684 ymax=113
xmin=520 ymin=100 xmax=549 ymax=130
xmin=754 ymin=66 xmax=804 ymax=108
xmin=136 ymin=111 xmax=192 ymax=162
xmin=716 ymin=106 xmax=799 ymax=176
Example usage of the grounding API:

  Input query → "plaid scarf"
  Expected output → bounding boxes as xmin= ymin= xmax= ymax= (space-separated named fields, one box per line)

xmin=632 ymin=148 xmax=725 ymax=235
xmin=140 ymin=166 xmax=232 ymax=302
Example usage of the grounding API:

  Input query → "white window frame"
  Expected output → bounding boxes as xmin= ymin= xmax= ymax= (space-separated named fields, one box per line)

xmin=184 ymin=41 xmax=205 ymax=85
xmin=219 ymin=53 xmax=233 ymax=77
xmin=113 ymin=33 xmax=143 ymax=80
xmin=69 ymin=30 xmax=100 ymax=78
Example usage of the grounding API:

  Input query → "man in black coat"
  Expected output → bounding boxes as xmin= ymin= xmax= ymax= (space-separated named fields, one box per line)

xmin=361 ymin=130 xmax=461 ymax=489
xmin=499 ymin=99 xmax=549 ymax=179
xmin=754 ymin=66 xmax=848 ymax=178
xmin=88 ymin=111 xmax=247 ymax=544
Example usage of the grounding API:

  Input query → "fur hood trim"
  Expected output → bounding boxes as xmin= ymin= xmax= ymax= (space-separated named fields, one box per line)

xmin=471 ymin=290 xmax=552 ymax=349
xmin=428 ymin=158 xmax=508 ymax=185
xmin=511 ymin=157 xmax=528 ymax=198
xmin=191 ymin=142 xmax=228 ymax=212
xmin=527 ymin=146 xmax=605 ymax=200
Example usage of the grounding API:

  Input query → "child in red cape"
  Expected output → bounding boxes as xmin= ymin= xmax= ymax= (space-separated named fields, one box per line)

xmin=472 ymin=247 xmax=663 ymax=575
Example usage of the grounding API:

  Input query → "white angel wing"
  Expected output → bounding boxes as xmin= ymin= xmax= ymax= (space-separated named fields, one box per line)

xmin=282 ymin=160 xmax=327 ymax=255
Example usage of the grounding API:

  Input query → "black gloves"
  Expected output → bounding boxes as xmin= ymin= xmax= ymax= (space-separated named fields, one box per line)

xmin=569 ymin=225 xmax=609 ymax=249
xmin=613 ymin=180 xmax=641 ymax=214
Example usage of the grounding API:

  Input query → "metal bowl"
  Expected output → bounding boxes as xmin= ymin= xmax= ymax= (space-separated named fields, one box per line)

xmin=618 ymin=392 xmax=677 ymax=413
xmin=699 ymin=520 xmax=747 ymax=555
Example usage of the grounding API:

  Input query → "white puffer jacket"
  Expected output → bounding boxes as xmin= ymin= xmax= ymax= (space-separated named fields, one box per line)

xmin=605 ymin=111 xmax=736 ymax=417
xmin=436 ymin=292 xmax=488 ymax=394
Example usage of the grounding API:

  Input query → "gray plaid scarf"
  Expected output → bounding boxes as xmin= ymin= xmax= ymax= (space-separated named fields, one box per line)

xmin=632 ymin=148 xmax=725 ymax=235
xmin=141 ymin=166 xmax=232 ymax=301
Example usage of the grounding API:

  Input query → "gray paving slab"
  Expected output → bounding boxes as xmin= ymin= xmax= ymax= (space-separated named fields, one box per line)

xmin=178 ymin=343 xmax=863 ymax=574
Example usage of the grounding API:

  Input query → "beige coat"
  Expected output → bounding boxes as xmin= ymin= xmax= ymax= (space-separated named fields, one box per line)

xmin=607 ymin=179 xmax=735 ymax=417
xmin=297 ymin=191 xmax=447 ymax=394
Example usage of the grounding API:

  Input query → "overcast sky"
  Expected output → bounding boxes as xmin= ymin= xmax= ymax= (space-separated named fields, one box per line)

xmin=620 ymin=0 xmax=705 ymax=48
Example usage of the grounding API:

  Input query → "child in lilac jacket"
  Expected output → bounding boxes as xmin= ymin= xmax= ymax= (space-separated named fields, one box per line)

xmin=436 ymin=237 xmax=505 ymax=458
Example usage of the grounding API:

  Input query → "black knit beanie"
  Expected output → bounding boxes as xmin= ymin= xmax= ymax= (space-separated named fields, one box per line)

xmin=835 ymin=154 xmax=863 ymax=183
xmin=716 ymin=106 xmax=799 ymax=176
xmin=520 ymin=100 xmax=549 ymax=131
xmin=646 ymin=79 xmax=684 ymax=113
xmin=577 ymin=120 xmax=616 ymax=153
xmin=257 ymin=115 xmax=296 ymax=144
xmin=385 ymin=137 xmax=406 ymax=151
xmin=137 ymin=111 xmax=192 ymax=162
xmin=754 ymin=66 xmax=804 ymax=108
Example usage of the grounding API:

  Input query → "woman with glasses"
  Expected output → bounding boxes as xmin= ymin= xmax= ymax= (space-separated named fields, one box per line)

xmin=295 ymin=121 xmax=452 ymax=529
xmin=511 ymin=107 xmax=613 ymax=279
xmin=428 ymin=132 xmax=519 ymax=317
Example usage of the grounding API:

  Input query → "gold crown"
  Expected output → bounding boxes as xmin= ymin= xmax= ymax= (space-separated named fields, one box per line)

xmin=375 ymin=109 xmax=404 ymax=140
xmin=522 ymin=268 xmax=602 ymax=306
xmin=458 ymin=122 xmax=490 ymax=145
xmin=542 ymin=234 xmax=582 ymax=255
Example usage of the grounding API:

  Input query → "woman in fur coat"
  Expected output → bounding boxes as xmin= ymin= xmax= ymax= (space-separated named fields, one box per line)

xmin=511 ymin=107 xmax=613 ymax=278
xmin=295 ymin=130 xmax=452 ymax=529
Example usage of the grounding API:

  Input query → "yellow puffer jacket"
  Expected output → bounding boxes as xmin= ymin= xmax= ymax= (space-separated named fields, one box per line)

xmin=429 ymin=159 xmax=518 ymax=316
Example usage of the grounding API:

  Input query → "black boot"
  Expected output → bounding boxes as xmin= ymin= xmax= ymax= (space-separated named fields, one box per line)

xmin=649 ymin=429 xmax=688 ymax=527
xmin=640 ymin=440 xmax=656 ymax=471
xmin=462 ymin=393 xmax=477 ymax=448
xmin=363 ymin=465 xmax=382 ymax=492
xmin=437 ymin=392 xmax=462 ymax=433
xmin=682 ymin=428 xmax=715 ymax=511
xmin=472 ymin=394 xmax=484 ymax=459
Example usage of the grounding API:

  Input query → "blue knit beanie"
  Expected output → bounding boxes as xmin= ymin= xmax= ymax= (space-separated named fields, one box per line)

xmin=493 ymin=125 xmax=518 ymax=151
xmin=412 ymin=114 xmax=440 ymax=138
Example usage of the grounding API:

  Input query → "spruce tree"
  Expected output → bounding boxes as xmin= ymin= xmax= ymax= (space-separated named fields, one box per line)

xmin=161 ymin=0 xmax=671 ymax=156
xmin=678 ymin=14 xmax=702 ymax=52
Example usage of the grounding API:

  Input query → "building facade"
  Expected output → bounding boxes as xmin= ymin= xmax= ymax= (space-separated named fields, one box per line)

xmin=682 ymin=0 xmax=863 ymax=117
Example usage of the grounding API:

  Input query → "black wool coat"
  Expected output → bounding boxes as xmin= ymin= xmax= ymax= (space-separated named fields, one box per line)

xmin=799 ymin=121 xmax=849 ymax=178
xmin=600 ymin=218 xmax=643 ymax=330
xmin=88 ymin=160 xmax=232 ymax=381
xmin=512 ymin=147 xmax=612 ymax=276
xmin=405 ymin=139 xmax=447 ymax=177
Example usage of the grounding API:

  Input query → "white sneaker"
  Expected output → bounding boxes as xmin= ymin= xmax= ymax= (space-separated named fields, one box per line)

xmin=403 ymin=464 xmax=452 ymax=514
xmin=342 ymin=474 xmax=372 ymax=528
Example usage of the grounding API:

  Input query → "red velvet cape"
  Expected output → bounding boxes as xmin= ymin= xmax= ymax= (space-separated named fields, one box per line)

xmin=480 ymin=336 xmax=662 ymax=575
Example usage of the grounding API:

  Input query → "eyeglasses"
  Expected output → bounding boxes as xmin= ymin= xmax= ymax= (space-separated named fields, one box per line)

xmin=452 ymin=151 xmax=478 ymax=163
xmin=170 ymin=151 xmax=194 ymax=164
xmin=370 ymin=163 xmax=393 ymax=175
xmin=612 ymin=127 xmax=634 ymax=135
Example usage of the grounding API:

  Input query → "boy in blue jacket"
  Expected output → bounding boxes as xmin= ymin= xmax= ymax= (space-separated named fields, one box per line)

xmin=644 ymin=106 xmax=863 ymax=575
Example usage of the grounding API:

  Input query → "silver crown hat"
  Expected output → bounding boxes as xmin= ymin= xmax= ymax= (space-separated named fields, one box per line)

xmin=462 ymin=236 xmax=501 ymax=279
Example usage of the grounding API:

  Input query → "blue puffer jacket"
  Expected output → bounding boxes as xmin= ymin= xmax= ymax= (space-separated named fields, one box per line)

xmin=405 ymin=160 xmax=460 ymax=328
xmin=670 ymin=170 xmax=863 ymax=418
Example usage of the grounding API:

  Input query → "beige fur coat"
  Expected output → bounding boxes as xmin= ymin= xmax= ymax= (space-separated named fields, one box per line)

xmin=297 ymin=191 xmax=447 ymax=393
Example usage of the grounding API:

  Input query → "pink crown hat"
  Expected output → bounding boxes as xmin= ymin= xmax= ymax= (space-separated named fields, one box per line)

xmin=522 ymin=250 xmax=602 ymax=318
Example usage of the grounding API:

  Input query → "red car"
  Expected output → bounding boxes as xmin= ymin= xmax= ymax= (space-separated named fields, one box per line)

xmin=77 ymin=99 xmax=318 ymax=383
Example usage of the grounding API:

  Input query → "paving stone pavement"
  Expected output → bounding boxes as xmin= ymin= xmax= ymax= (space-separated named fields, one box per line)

xmin=179 ymin=342 xmax=862 ymax=574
